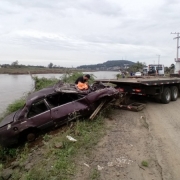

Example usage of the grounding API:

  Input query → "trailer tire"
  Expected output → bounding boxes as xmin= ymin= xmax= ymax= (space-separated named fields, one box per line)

xmin=161 ymin=87 xmax=171 ymax=104
xmin=171 ymin=86 xmax=178 ymax=101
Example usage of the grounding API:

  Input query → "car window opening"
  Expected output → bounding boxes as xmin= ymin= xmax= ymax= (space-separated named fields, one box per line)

xmin=27 ymin=100 xmax=48 ymax=118
xmin=46 ymin=93 xmax=81 ymax=108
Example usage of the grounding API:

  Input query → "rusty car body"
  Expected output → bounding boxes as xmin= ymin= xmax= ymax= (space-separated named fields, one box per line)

xmin=0 ymin=82 xmax=118 ymax=147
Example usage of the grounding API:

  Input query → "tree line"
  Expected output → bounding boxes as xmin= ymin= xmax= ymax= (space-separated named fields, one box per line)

xmin=0 ymin=61 xmax=64 ymax=69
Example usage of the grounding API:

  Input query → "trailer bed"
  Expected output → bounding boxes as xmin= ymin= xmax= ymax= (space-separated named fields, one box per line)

xmin=96 ymin=77 xmax=180 ymax=86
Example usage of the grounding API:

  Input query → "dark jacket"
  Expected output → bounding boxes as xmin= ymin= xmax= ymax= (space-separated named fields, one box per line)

xmin=75 ymin=76 xmax=87 ymax=84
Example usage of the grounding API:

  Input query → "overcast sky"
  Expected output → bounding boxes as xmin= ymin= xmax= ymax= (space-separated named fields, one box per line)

xmin=0 ymin=0 xmax=179 ymax=67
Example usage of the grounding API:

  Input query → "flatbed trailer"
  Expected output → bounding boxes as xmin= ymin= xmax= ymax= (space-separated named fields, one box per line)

xmin=96 ymin=77 xmax=180 ymax=104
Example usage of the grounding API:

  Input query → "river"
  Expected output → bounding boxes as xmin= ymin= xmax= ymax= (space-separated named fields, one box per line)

xmin=0 ymin=71 xmax=118 ymax=115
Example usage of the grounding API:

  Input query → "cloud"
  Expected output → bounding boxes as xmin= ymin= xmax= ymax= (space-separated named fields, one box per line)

xmin=0 ymin=0 xmax=179 ymax=67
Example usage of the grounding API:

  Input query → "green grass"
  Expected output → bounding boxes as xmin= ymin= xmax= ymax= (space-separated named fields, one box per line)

xmin=0 ymin=146 xmax=18 ymax=164
xmin=0 ymin=107 xmax=109 ymax=180
xmin=0 ymin=98 xmax=26 ymax=123
xmin=23 ymin=114 xmax=106 ymax=180
xmin=141 ymin=160 xmax=148 ymax=167
xmin=90 ymin=169 xmax=100 ymax=180
xmin=7 ymin=98 xmax=25 ymax=113
xmin=32 ymin=76 xmax=59 ymax=91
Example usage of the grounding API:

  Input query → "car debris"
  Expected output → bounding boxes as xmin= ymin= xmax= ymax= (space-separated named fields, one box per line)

xmin=97 ymin=165 xmax=104 ymax=171
xmin=89 ymin=99 xmax=107 ymax=120
xmin=0 ymin=81 xmax=119 ymax=147
xmin=66 ymin=135 xmax=77 ymax=142
xmin=107 ymin=162 xmax=114 ymax=167
xmin=116 ymin=102 xmax=146 ymax=111
xmin=83 ymin=163 xmax=90 ymax=168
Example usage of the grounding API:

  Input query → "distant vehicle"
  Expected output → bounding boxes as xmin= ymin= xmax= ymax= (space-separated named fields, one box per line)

xmin=134 ymin=72 xmax=142 ymax=77
xmin=0 ymin=82 xmax=118 ymax=147
xmin=143 ymin=66 xmax=148 ymax=75
xmin=148 ymin=64 xmax=164 ymax=75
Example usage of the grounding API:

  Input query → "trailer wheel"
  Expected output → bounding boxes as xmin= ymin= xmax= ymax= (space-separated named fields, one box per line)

xmin=161 ymin=87 xmax=171 ymax=104
xmin=171 ymin=86 xmax=178 ymax=101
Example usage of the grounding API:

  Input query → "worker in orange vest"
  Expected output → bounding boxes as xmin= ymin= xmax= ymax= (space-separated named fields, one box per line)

xmin=75 ymin=74 xmax=90 ymax=90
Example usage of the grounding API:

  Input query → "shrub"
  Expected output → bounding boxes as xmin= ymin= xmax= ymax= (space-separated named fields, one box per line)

xmin=32 ymin=76 xmax=59 ymax=91
xmin=7 ymin=98 xmax=25 ymax=113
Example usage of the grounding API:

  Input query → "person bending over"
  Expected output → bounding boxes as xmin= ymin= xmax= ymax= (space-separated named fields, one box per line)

xmin=75 ymin=74 xmax=90 ymax=90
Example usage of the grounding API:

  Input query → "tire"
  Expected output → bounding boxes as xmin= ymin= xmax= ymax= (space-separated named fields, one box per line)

xmin=26 ymin=132 xmax=36 ymax=142
xmin=161 ymin=87 xmax=171 ymax=104
xmin=20 ymin=128 xmax=38 ymax=143
xmin=171 ymin=86 xmax=179 ymax=101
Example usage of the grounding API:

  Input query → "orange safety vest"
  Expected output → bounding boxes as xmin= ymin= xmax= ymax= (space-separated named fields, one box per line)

xmin=77 ymin=82 xmax=88 ymax=90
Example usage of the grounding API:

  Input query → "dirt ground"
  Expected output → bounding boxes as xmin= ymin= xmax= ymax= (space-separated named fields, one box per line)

xmin=74 ymin=99 xmax=180 ymax=180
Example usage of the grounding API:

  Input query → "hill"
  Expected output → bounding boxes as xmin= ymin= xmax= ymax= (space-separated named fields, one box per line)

xmin=77 ymin=60 xmax=135 ymax=70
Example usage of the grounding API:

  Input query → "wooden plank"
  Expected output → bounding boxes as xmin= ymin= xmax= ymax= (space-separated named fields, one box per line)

xmin=89 ymin=100 xmax=106 ymax=120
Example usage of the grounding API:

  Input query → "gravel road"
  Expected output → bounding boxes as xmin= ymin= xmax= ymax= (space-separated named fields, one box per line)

xmin=74 ymin=99 xmax=180 ymax=180
xmin=145 ymin=99 xmax=180 ymax=180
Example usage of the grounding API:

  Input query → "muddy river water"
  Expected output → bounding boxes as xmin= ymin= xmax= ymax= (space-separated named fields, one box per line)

xmin=0 ymin=71 xmax=118 ymax=115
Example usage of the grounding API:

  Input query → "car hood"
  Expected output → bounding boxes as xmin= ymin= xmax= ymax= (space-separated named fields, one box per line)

xmin=0 ymin=111 xmax=17 ymax=128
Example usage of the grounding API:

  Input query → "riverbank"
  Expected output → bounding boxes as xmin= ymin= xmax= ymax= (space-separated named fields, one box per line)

xmin=0 ymin=67 xmax=82 ymax=75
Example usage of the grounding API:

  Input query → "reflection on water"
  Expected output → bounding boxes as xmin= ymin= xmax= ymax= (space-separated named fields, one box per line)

xmin=0 ymin=71 xmax=118 ymax=115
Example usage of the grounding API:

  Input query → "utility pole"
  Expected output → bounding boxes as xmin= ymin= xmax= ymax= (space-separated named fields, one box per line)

xmin=171 ymin=32 xmax=180 ymax=73
xmin=156 ymin=55 xmax=160 ymax=64
xmin=156 ymin=55 xmax=160 ymax=75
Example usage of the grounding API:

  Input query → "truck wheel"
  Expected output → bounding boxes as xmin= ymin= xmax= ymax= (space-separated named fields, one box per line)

xmin=171 ymin=86 xmax=178 ymax=101
xmin=161 ymin=87 xmax=171 ymax=104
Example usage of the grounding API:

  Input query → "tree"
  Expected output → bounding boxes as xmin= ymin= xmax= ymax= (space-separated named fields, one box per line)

xmin=48 ymin=62 xmax=53 ymax=68
xmin=128 ymin=61 xmax=145 ymax=72
xmin=164 ymin=67 xmax=170 ymax=74
xmin=170 ymin=64 xmax=175 ymax=70
xmin=169 ymin=63 xmax=175 ymax=73
xmin=11 ymin=60 xmax=18 ymax=66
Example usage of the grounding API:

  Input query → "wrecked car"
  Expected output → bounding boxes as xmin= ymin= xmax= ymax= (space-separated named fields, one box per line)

xmin=0 ymin=82 xmax=118 ymax=147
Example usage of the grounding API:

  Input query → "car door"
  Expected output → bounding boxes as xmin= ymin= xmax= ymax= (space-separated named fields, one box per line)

xmin=50 ymin=93 xmax=89 ymax=126
xmin=27 ymin=99 xmax=53 ymax=130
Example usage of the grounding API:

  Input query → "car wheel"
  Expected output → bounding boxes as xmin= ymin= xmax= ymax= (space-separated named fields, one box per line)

xmin=161 ymin=87 xmax=171 ymax=104
xmin=20 ymin=128 xmax=38 ymax=143
xmin=27 ymin=133 xmax=36 ymax=142
xmin=171 ymin=86 xmax=178 ymax=101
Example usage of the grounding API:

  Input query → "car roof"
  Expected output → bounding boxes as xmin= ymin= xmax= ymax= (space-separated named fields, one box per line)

xmin=25 ymin=82 xmax=83 ymax=106
xmin=26 ymin=86 xmax=56 ymax=105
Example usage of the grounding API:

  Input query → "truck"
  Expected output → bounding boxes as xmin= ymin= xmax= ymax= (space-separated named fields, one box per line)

xmin=143 ymin=64 xmax=165 ymax=76
xmin=96 ymin=76 xmax=180 ymax=104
